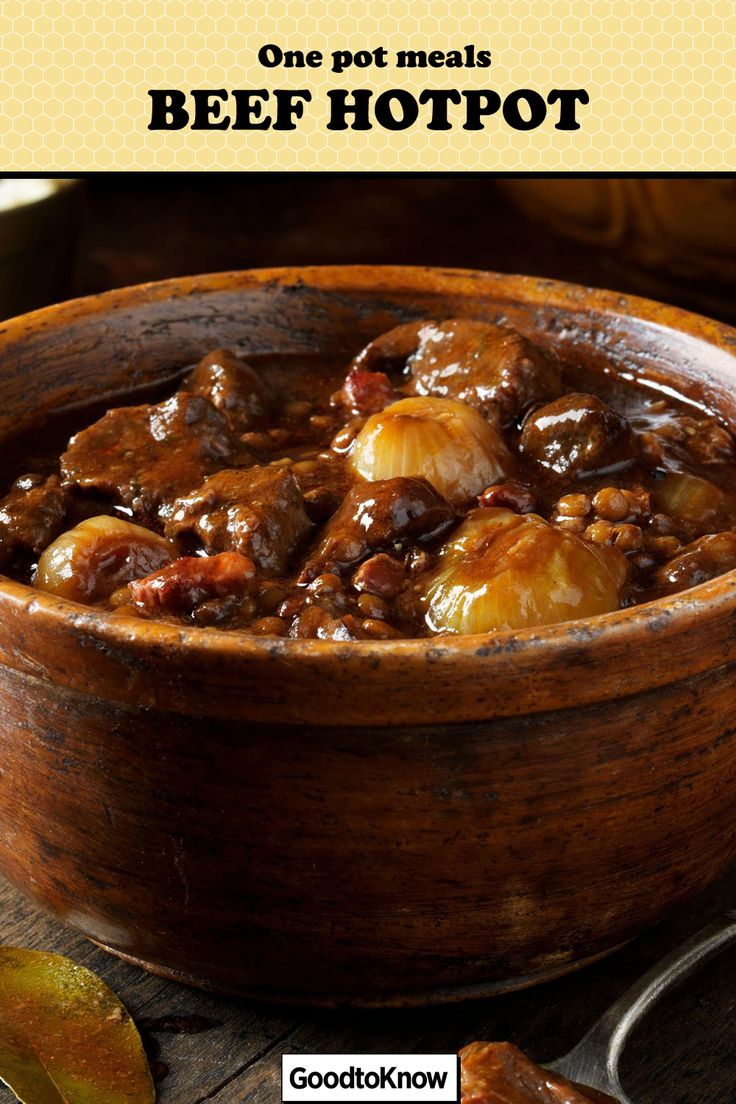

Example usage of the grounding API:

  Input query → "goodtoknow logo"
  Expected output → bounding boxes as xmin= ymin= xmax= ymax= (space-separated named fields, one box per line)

xmin=281 ymin=1054 xmax=459 ymax=1102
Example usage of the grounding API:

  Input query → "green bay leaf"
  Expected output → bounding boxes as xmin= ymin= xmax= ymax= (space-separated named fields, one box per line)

xmin=0 ymin=947 xmax=155 ymax=1104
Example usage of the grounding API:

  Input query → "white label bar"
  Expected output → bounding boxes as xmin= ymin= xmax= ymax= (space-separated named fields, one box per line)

xmin=282 ymin=1054 xmax=459 ymax=1102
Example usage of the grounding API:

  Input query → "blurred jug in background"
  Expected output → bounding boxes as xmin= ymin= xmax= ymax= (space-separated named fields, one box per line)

xmin=0 ymin=178 xmax=84 ymax=320
xmin=502 ymin=178 xmax=736 ymax=321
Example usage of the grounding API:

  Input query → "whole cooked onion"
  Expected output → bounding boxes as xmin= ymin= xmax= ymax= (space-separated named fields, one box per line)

xmin=422 ymin=507 xmax=627 ymax=634
xmin=651 ymin=471 xmax=735 ymax=535
xmin=36 ymin=515 xmax=175 ymax=604
xmin=349 ymin=396 xmax=510 ymax=507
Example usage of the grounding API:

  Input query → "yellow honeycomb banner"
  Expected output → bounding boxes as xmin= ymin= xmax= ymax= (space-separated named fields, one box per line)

xmin=0 ymin=0 xmax=732 ymax=170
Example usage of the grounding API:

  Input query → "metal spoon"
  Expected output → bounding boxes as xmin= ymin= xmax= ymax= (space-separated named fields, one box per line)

xmin=546 ymin=911 xmax=736 ymax=1102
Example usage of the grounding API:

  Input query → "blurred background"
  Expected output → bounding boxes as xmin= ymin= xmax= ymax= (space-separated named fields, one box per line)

xmin=3 ymin=175 xmax=736 ymax=323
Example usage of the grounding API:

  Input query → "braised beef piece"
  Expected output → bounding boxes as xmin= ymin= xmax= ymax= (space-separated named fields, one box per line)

xmin=351 ymin=319 xmax=561 ymax=424
xmin=300 ymin=476 xmax=454 ymax=581
xmin=166 ymin=465 xmax=312 ymax=575
xmin=639 ymin=413 xmax=736 ymax=469
xmin=187 ymin=348 xmax=275 ymax=432
xmin=288 ymin=455 xmax=352 ymax=521
xmin=61 ymin=393 xmax=252 ymax=524
xmin=520 ymin=394 xmax=633 ymax=479
xmin=460 ymin=1042 xmax=619 ymax=1104
xmin=0 ymin=474 xmax=70 ymax=567
xmin=677 ymin=416 xmax=735 ymax=465
xmin=130 ymin=551 xmax=256 ymax=615
xmin=351 ymin=320 xmax=429 ymax=375
xmin=8 ymin=323 xmax=736 ymax=634
xmin=408 ymin=321 xmax=562 ymax=424
xmin=654 ymin=531 xmax=736 ymax=594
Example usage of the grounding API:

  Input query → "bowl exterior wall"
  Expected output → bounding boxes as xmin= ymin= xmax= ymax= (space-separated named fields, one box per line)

xmin=2 ymin=660 xmax=735 ymax=1003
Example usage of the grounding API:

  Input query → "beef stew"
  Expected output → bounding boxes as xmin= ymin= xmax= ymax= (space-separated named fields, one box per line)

xmin=2 ymin=319 xmax=735 ymax=639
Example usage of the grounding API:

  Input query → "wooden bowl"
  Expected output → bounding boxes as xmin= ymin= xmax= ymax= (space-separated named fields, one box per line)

xmin=1 ymin=266 xmax=736 ymax=1007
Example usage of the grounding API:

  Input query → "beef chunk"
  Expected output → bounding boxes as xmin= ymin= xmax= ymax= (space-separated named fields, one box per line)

xmin=166 ymin=465 xmax=312 ymax=575
xmin=351 ymin=320 xmax=430 ymax=375
xmin=654 ymin=531 xmax=736 ymax=594
xmin=408 ymin=321 xmax=561 ymax=424
xmin=638 ymin=413 xmax=736 ymax=469
xmin=520 ymin=393 xmax=633 ymax=478
xmin=61 ymin=392 xmax=251 ymax=524
xmin=351 ymin=319 xmax=561 ymax=424
xmin=0 ymin=474 xmax=70 ymax=566
xmin=130 ymin=551 xmax=256 ymax=614
xmin=460 ymin=1042 xmax=619 ymax=1104
xmin=288 ymin=455 xmax=352 ymax=521
xmin=187 ymin=348 xmax=275 ymax=432
xmin=301 ymin=476 xmax=454 ymax=581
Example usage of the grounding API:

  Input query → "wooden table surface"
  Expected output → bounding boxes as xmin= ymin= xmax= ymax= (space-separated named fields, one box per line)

xmin=1 ymin=867 xmax=736 ymax=1103
xmin=2 ymin=177 xmax=735 ymax=1103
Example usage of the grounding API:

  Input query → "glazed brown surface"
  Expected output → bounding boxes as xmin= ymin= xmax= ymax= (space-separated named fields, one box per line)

xmin=0 ymin=267 xmax=735 ymax=1005
xmin=460 ymin=1042 xmax=618 ymax=1103
xmin=3 ymin=316 xmax=736 ymax=642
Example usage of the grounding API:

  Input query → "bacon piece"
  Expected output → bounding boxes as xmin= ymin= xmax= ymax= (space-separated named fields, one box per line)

xmin=130 ymin=551 xmax=255 ymax=614
xmin=351 ymin=553 xmax=406 ymax=598
xmin=478 ymin=481 xmax=537 ymax=514
xmin=341 ymin=368 xmax=397 ymax=415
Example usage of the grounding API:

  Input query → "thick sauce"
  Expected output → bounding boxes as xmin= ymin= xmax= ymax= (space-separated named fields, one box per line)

xmin=1 ymin=318 xmax=735 ymax=639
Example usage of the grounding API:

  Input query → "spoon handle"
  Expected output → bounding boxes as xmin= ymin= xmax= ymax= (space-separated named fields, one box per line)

xmin=549 ymin=911 xmax=736 ymax=1102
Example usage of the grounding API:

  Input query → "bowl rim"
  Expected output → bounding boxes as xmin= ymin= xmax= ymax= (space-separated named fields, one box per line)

xmin=2 ymin=261 xmax=736 ymax=668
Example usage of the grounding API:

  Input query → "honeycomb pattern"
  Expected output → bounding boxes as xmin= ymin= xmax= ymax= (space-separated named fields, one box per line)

xmin=0 ymin=0 xmax=732 ymax=169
